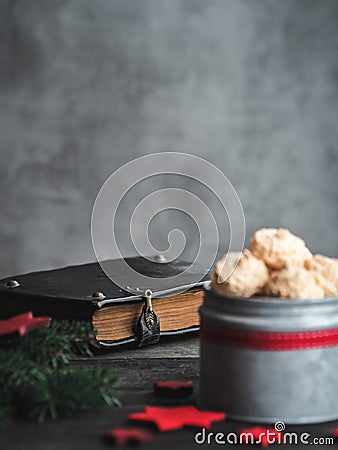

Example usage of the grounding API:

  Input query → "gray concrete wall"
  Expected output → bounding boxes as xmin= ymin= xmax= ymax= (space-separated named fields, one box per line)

xmin=0 ymin=0 xmax=337 ymax=277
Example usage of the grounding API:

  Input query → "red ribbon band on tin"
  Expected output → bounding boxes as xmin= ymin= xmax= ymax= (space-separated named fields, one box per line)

xmin=200 ymin=325 xmax=338 ymax=351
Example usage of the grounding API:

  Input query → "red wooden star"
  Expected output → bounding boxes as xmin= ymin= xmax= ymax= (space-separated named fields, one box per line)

xmin=154 ymin=381 xmax=193 ymax=398
xmin=128 ymin=405 xmax=226 ymax=431
xmin=238 ymin=427 xmax=283 ymax=447
xmin=0 ymin=312 xmax=51 ymax=337
xmin=154 ymin=381 xmax=193 ymax=390
xmin=104 ymin=428 xmax=152 ymax=446
xmin=331 ymin=427 xmax=338 ymax=438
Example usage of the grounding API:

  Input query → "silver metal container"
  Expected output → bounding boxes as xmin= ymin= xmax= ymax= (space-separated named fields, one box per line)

xmin=199 ymin=286 xmax=338 ymax=424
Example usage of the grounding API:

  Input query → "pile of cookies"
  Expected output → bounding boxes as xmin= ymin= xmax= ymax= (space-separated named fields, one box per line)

xmin=211 ymin=228 xmax=338 ymax=299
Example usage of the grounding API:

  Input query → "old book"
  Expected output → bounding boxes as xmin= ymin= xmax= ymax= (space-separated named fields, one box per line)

xmin=0 ymin=257 xmax=209 ymax=347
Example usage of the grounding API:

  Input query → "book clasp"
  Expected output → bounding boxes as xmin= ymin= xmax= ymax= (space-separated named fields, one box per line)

xmin=130 ymin=288 xmax=161 ymax=348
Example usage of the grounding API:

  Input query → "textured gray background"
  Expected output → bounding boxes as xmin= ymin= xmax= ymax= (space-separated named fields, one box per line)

xmin=0 ymin=0 xmax=337 ymax=278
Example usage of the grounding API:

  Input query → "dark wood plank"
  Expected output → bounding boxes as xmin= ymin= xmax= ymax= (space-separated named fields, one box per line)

xmin=72 ymin=335 xmax=200 ymax=396
xmin=0 ymin=337 xmax=202 ymax=449
xmin=2 ymin=404 xmax=336 ymax=450
xmin=3 ymin=335 xmax=336 ymax=450
xmin=73 ymin=358 xmax=199 ymax=392
xmin=79 ymin=334 xmax=200 ymax=361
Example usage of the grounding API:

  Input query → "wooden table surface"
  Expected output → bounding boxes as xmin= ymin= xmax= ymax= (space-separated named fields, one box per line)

xmin=0 ymin=334 xmax=337 ymax=449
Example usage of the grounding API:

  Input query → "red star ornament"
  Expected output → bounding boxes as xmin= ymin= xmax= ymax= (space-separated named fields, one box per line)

xmin=0 ymin=312 xmax=51 ymax=337
xmin=128 ymin=405 xmax=226 ymax=431
xmin=154 ymin=381 xmax=193 ymax=398
xmin=104 ymin=428 xmax=152 ymax=446
xmin=154 ymin=381 xmax=193 ymax=390
xmin=331 ymin=427 xmax=338 ymax=439
xmin=238 ymin=427 xmax=283 ymax=447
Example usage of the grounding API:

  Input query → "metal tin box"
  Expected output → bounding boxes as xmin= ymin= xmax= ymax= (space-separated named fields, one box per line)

xmin=199 ymin=286 xmax=338 ymax=424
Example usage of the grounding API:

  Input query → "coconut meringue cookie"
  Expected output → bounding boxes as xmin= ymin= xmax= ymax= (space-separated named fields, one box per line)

xmin=211 ymin=249 xmax=269 ymax=298
xmin=250 ymin=228 xmax=312 ymax=269
xmin=305 ymin=254 xmax=338 ymax=296
xmin=262 ymin=266 xmax=324 ymax=299
xmin=211 ymin=228 xmax=338 ymax=299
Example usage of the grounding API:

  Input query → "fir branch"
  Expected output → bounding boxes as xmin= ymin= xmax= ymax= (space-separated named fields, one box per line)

xmin=0 ymin=348 xmax=47 ymax=390
xmin=0 ymin=319 xmax=119 ymax=427
xmin=15 ymin=366 xmax=120 ymax=422
xmin=2 ymin=320 xmax=99 ymax=368
xmin=0 ymin=386 xmax=13 ymax=429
